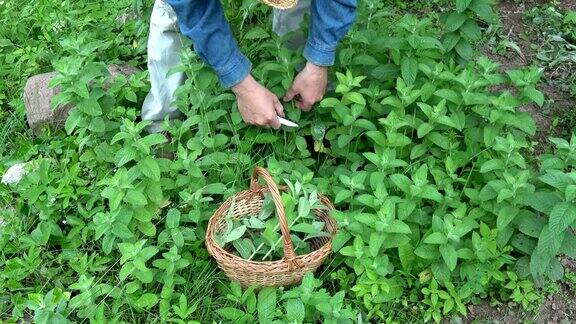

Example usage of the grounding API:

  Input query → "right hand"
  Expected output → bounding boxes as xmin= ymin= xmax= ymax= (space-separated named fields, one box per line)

xmin=232 ymin=74 xmax=284 ymax=129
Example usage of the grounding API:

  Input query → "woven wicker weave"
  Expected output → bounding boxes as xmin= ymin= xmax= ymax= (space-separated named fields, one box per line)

xmin=262 ymin=0 xmax=298 ymax=9
xmin=206 ymin=167 xmax=337 ymax=288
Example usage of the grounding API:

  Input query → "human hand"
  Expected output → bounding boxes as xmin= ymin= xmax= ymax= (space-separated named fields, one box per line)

xmin=284 ymin=62 xmax=328 ymax=111
xmin=232 ymin=74 xmax=284 ymax=129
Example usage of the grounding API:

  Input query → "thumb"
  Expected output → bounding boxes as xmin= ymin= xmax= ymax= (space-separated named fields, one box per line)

xmin=274 ymin=98 xmax=285 ymax=117
xmin=284 ymin=87 xmax=297 ymax=102
xmin=269 ymin=114 xmax=281 ymax=130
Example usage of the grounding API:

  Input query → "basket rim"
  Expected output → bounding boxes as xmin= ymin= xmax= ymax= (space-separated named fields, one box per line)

xmin=261 ymin=0 xmax=298 ymax=10
xmin=205 ymin=187 xmax=337 ymax=268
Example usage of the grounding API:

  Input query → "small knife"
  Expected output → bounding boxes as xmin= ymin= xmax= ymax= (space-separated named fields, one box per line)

xmin=278 ymin=117 xmax=299 ymax=128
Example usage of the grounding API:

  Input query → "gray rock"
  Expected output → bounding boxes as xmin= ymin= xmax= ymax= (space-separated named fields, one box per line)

xmin=116 ymin=9 xmax=139 ymax=24
xmin=23 ymin=64 xmax=140 ymax=133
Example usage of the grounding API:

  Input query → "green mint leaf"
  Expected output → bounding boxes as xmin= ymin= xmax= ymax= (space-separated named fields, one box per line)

xmin=257 ymin=287 xmax=277 ymax=324
xmin=225 ymin=225 xmax=247 ymax=244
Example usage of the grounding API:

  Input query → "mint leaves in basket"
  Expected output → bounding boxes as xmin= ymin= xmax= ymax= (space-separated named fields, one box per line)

xmin=214 ymin=180 xmax=330 ymax=262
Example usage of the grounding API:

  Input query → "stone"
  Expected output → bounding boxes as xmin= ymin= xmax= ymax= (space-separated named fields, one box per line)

xmin=23 ymin=64 xmax=140 ymax=133
xmin=116 ymin=8 xmax=138 ymax=25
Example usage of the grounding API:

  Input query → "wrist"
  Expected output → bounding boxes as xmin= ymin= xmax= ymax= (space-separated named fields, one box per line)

xmin=304 ymin=61 xmax=328 ymax=74
xmin=232 ymin=74 xmax=257 ymax=95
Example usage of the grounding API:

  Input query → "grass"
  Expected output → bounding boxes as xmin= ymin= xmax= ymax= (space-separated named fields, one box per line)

xmin=0 ymin=105 xmax=31 ymax=161
xmin=551 ymin=108 xmax=576 ymax=139
xmin=178 ymin=257 xmax=232 ymax=321
xmin=1 ymin=0 xmax=576 ymax=323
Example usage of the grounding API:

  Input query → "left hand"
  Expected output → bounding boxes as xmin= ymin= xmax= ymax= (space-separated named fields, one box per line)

xmin=284 ymin=62 xmax=328 ymax=111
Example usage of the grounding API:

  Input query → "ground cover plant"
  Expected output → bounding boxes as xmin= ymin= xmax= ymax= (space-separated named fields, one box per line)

xmin=215 ymin=185 xmax=331 ymax=261
xmin=483 ymin=0 xmax=576 ymax=144
xmin=1 ymin=0 xmax=576 ymax=323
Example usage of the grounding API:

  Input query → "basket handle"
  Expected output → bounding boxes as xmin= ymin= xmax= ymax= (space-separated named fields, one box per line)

xmin=250 ymin=167 xmax=300 ymax=268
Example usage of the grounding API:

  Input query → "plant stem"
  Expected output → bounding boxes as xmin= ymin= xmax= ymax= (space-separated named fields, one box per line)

xmin=262 ymin=214 xmax=302 ymax=261
xmin=248 ymin=214 xmax=303 ymax=261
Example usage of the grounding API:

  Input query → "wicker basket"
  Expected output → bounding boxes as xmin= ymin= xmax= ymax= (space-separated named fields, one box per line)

xmin=262 ymin=0 xmax=298 ymax=9
xmin=205 ymin=167 xmax=337 ymax=288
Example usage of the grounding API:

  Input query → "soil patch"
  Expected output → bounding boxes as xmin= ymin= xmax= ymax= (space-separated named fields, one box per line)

xmin=452 ymin=277 xmax=576 ymax=323
xmin=483 ymin=0 xmax=575 ymax=152
xmin=465 ymin=1 xmax=576 ymax=320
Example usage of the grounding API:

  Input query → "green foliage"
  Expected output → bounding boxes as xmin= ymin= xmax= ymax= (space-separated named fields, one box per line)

xmin=502 ymin=271 xmax=540 ymax=311
xmin=1 ymin=0 xmax=575 ymax=323
xmin=215 ymin=183 xmax=330 ymax=261
xmin=525 ymin=5 xmax=576 ymax=93
xmin=522 ymin=4 xmax=576 ymax=136
xmin=218 ymin=273 xmax=356 ymax=323
xmin=440 ymin=0 xmax=496 ymax=62
xmin=526 ymin=134 xmax=576 ymax=281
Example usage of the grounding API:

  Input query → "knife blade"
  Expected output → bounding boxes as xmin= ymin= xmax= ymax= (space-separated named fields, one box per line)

xmin=278 ymin=117 xmax=299 ymax=127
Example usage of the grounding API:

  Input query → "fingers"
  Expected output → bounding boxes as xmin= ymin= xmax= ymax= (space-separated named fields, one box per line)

xmin=273 ymin=97 xmax=285 ymax=117
xmin=283 ymin=87 xmax=297 ymax=102
xmin=267 ymin=113 xmax=281 ymax=129
xmin=252 ymin=101 xmax=281 ymax=129
xmin=247 ymin=114 xmax=280 ymax=129
xmin=266 ymin=95 xmax=282 ymax=129
xmin=234 ymin=79 xmax=283 ymax=129
xmin=295 ymin=100 xmax=304 ymax=110
xmin=294 ymin=96 xmax=313 ymax=111
xmin=286 ymin=86 xmax=317 ymax=111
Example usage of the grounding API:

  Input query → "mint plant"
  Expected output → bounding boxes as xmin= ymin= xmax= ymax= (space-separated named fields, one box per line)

xmin=3 ymin=0 xmax=576 ymax=323
xmin=441 ymin=0 xmax=496 ymax=62
xmin=215 ymin=181 xmax=330 ymax=261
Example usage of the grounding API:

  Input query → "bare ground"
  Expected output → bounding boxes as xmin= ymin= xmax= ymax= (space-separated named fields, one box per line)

xmin=445 ymin=256 xmax=576 ymax=323
xmin=483 ymin=0 xmax=576 ymax=153
xmin=461 ymin=280 xmax=576 ymax=324
xmin=462 ymin=1 xmax=576 ymax=322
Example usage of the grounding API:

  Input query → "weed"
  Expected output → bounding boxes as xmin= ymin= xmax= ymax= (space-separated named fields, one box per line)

xmin=1 ymin=1 xmax=576 ymax=323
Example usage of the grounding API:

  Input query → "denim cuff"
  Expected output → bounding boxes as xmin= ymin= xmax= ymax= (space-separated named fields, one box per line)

xmin=216 ymin=50 xmax=252 ymax=88
xmin=303 ymin=41 xmax=336 ymax=66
